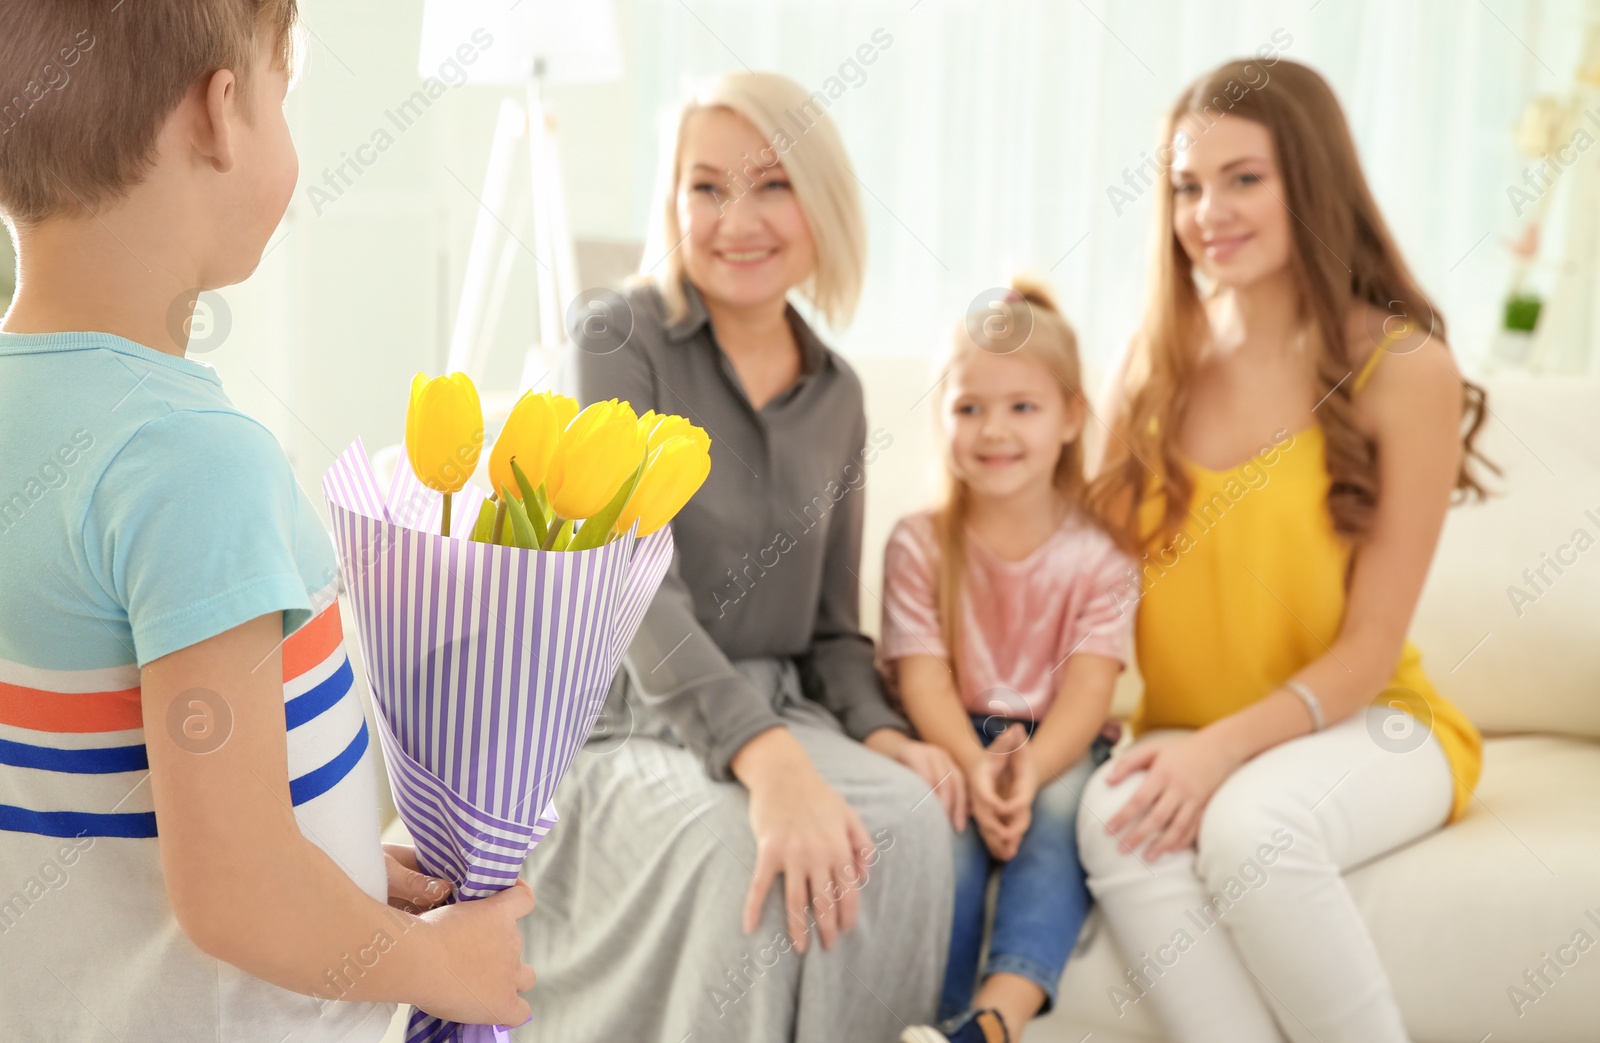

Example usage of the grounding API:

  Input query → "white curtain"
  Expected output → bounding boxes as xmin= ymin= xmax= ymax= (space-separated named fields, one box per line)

xmin=624 ymin=0 xmax=1594 ymax=378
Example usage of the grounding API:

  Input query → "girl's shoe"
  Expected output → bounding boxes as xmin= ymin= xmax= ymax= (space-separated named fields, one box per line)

xmin=899 ymin=1009 xmax=1011 ymax=1043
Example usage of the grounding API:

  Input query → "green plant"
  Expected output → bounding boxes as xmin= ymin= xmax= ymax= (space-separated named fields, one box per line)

xmin=1504 ymin=292 xmax=1542 ymax=333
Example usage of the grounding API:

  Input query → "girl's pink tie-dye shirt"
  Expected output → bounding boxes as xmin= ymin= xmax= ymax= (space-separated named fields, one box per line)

xmin=880 ymin=509 xmax=1136 ymax=721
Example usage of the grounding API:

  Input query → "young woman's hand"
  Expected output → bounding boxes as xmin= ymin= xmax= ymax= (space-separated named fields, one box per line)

xmin=735 ymin=729 xmax=875 ymax=953
xmin=382 ymin=843 xmax=454 ymax=914
xmin=1103 ymin=731 xmax=1241 ymax=860
xmin=864 ymin=727 xmax=968 ymax=830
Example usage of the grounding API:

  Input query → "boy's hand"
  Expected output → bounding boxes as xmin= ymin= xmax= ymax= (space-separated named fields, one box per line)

xmin=383 ymin=843 xmax=453 ymax=914
xmin=415 ymin=880 xmax=538 ymax=1027
xmin=142 ymin=612 xmax=534 ymax=1015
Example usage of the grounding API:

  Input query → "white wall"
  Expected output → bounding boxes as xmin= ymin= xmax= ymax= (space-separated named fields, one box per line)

xmin=181 ymin=0 xmax=1593 ymax=544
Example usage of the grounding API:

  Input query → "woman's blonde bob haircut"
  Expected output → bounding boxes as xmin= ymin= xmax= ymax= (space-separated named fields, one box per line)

xmin=637 ymin=70 xmax=867 ymax=329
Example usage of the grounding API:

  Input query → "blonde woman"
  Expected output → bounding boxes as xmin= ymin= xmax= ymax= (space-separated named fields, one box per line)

xmin=1078 ymin=59 xmax=1490 ymax=1042
xmin=515 ymin=72 xmax=956 ymax=1041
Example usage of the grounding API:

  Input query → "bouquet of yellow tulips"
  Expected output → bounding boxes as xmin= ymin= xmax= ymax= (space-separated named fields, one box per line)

xmin=403 ymin=373 xmax=710 ymax=551
xmin=322 ymin=372 xmax=709 ymax=1043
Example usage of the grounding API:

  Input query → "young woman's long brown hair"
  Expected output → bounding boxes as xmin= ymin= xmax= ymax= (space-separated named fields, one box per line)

xmin=1087 ymin=58 xmax=1494 ymax=552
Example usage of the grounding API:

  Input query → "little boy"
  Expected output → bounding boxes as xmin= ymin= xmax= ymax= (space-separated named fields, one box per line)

xmin=0 ymin=3 xmax=534 ymax=1039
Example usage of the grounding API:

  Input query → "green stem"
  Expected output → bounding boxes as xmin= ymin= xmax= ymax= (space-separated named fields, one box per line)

xmin=539 ymin=514 xmax=568 ymax=552
xmin=441 ymin=492 xmax=452 ymax=537
xmin=491 ymin=499 xmax=507 ymax=544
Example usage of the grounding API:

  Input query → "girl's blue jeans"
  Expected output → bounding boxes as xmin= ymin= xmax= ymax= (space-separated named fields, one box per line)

xmin=937 ymin=714 xmax=1109 ymax=1021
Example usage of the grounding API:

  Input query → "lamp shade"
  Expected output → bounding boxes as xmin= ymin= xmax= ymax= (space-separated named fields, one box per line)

xmin=417 ymin=0 xmax=623 ymax=86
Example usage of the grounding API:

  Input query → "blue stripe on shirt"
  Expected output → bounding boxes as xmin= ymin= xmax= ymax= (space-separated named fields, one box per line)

xmin=0 ymin=718 xmax=370 ymax=838
xmin=0 ymin=657 xmax=353 ymax=777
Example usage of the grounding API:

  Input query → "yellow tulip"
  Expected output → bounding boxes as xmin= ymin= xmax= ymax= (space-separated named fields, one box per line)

xmin=405 ymin=372 xmax=483 ymax=494
xmin=545 ymin=399 xmax=647 ymax=520
xmin=489 ymin=390 xmax=577 ymax=501
xmin=618 ymin=434 xmax=712 ymax=537
xmin=554 ymin=395 xmax=579 ymax=430
xmin=638 ymin=410 xmax=710 ymax=454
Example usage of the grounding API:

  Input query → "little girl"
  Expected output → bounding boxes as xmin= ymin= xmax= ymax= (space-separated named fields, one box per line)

xmin=883 ymin=278 xmax=1134 ymax=1043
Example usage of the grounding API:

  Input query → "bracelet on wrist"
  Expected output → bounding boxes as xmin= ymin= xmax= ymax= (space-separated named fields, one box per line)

xmin=1283 ymin=679 xmax=1324 ymax=732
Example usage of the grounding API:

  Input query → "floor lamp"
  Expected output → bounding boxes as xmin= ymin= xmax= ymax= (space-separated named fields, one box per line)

xmin=418 ymin=0 xmax=624 ymax=411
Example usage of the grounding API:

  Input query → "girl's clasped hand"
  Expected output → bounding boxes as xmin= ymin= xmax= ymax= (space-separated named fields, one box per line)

xmin=962 ymin=723 xmax=1037 ymax=862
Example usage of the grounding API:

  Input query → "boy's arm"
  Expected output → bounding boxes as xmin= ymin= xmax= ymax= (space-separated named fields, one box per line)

xmin=141 ymin=612 xmax=535 ymax=1024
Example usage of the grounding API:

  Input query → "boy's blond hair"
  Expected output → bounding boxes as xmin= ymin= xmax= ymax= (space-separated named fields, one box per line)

xmin=0 ymin=0 xmax=300 ymax=227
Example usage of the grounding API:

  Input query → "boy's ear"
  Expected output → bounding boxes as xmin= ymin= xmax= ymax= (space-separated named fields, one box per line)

xmin=191 ymin=69 xmax=241 ymax=174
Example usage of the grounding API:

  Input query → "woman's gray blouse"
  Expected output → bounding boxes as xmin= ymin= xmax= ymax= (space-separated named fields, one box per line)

xmin=575 ymin=280 xmax=908 ymax=780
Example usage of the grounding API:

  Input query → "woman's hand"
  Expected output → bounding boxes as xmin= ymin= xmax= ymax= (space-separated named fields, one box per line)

xmin=383 ymin=843 xmax=454 ymax=914
xmin=735 ymin=729 xmax=875 ymax=954
xmin=864 ymin=727 xmax=968 ymax=830
xmin=1103 ymin=731 xmax=1242 ymax=860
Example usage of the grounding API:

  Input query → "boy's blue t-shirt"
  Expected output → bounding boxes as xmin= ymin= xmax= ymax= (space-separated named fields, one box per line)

xmin=0 ymin=330 xmax=394 ymax=1042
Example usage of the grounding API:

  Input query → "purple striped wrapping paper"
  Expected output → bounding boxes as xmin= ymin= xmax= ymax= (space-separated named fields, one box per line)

xmin=323 ymin=439 xmax=673 ymax=1043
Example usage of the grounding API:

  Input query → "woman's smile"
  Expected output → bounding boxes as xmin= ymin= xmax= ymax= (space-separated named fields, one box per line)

xmin=1202 ymin=231 xmax=1253 ymax=262
xmin=715 ymin=245 xmax=780 ymax=268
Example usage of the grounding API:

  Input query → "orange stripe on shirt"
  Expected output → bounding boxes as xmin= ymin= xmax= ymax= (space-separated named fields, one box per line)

xmin=0 ymin=682 xmax=143 ymax=733
xmin=283 ymin=604 xmax=343 ymax=684
xmin=0 ymin=605 xmax=344 ymax=734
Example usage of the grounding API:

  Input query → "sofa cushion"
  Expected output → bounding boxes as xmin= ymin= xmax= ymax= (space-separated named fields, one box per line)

xmin=1038 ymin=734 xmax=1600 ymax=1043
xmin=1409 ymin=375 xmax=1600 ymax=740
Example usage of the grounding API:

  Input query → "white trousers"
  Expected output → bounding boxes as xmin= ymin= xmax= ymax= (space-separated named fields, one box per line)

xmin=1076 ymin=707 xmax=1454 ymax=1043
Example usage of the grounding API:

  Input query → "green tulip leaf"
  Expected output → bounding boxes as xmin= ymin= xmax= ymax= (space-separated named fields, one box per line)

xmin=567 ymin=453 xmax=647 ymax=551
xmin=509 ymin=457 xmax=549 ymax=545
xmin=470 ymin=498 xmax=498 ymax=544
xmin=502 ymin=485 xmax=538 ymax=549
xmin=490 ymin=499 xmax=508 ymax=545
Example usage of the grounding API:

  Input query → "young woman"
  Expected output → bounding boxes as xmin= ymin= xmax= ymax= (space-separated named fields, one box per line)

xmin=1078 ymin=58 xmax=1491 ymax=1043
xmin=883 ymin=278 xmax=1134 ymax=1043
xmin=515 ymin=71 xmax=959 ymax=1042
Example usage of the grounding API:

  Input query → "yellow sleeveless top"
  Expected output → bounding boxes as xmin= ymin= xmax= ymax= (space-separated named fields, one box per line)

xmin=1132 ymin=342 xmax=1482 ymax=822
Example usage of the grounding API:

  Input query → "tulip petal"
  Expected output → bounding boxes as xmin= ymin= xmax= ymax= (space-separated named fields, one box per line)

xmin=567 ymin=454 xmax=647 ymax=551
